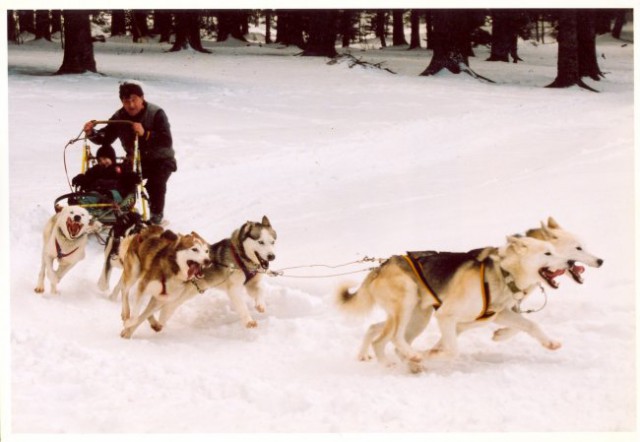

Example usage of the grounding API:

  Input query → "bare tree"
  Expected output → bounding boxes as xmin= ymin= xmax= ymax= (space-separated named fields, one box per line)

xmin=57 ymin=11 xmax=97 ymax=74
xmin=420 ymin=9 xmax=491 ymax=81
xmin=110 ymin=10 xmax=126 ymax=36
xmin=35 ymin=10 xmax=52 ymax=41
xmin=546 ymin=10 xmax=596 ymax=91
xmin=8 ymin=11 xmax=19 ymax=42
xmin=217 ymin=10 xmax=248 ymax=42
xmin=264 ymin=10 xmax=272 ymax=44
xmin=577 ymin=9 xmax=604 ymax=81
xmin=409 ymin=9 xmax=421 ymax=49
xmin=302 ymin=10 xmax=338 ymax=57
xmin=170 ymin=10 xmax=210 ymax=53
xmin=275 ymin=10 xmax=305 ymax=48
xmin=375 ymin=10 xmax=387 ymax=47
xmin=392 ymin=10 xmax=408 ymax=46
xmin=154 ymin=10 xmax=172 ymax=43
xmin=131 ymin=10 xmax=151 ymax=42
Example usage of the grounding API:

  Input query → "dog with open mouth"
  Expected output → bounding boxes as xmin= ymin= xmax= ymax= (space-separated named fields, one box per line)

xmin=490 ymin=216 xmax=604 ymax=342
xmin=35 ymin=205 xmax=102 ymax=294
xmin=117 ymin=226 xmax=211 ymax=339
xmin=336 ymin=235 xmax=572 ymax=371
xmin=143 ymin=216 xmax=278 ymax=333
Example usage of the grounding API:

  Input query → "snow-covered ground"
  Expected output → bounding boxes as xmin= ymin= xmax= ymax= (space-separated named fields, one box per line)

xmin=4 ymin=25 xmax=636 ymax=438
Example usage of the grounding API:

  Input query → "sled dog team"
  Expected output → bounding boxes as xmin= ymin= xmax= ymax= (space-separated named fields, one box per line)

xmin=36 ymin=208 xmax=603 ymax=371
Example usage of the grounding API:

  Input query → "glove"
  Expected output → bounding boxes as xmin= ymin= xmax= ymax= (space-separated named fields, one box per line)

xmin=72 ymin=174 xmax=86 ymax=188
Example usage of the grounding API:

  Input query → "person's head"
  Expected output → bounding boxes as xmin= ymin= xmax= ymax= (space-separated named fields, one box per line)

xmin=119 ymin=82 xmax=145 ymax=117
xmin=96 ymin=144 xmax=116 ymax=167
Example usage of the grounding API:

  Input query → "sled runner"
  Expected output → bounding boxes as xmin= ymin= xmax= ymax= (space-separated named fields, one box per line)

xmin=56 ymin=120 xmax=149 ymax=227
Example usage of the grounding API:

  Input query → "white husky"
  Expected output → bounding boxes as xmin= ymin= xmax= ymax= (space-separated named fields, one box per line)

xmin=35 ymin=205 xmax=101 ymax=294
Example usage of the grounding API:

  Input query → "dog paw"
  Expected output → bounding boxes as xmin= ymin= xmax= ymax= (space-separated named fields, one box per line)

xmin=34 ymin=287 xmax=44 ymax=294
xmin=245 ymin=320 xmax=258 ymax=328
xmin=255 ymin=304 xmax=266 ymax=313
xmin=357 ymin=353 xmax=373 ymax=362
xmin=150 ymin=323 xmax=163 ymax=333
xmin=426 ymin=348 xmax=452 ymax=360
xmin=97 ymin=279 xmax=109 ymax=292
xmin=408 ymin=361 xmax=424 ymax=374
xmin=120 ymin=329 xmax=132 ymax=339
xmin=543 ymin=340 xmax=562 ymax=350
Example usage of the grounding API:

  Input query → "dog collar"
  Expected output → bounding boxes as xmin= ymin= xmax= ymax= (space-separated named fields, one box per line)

xmin=500 ymin=267 xmax=525 ymax=298
xmin=55 ymin=238 xmax=79 ymax=260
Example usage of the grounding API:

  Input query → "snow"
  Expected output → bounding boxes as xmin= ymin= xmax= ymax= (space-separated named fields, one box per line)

xmin=4 ymin=26 xmax=637 ymax=439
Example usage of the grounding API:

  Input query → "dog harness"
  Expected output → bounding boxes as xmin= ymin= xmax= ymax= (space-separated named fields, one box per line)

xmin=210 ymin=239 xmax=257 ymax=285
xmin=230 ymin=243 xmax=258 ymax=284
xmin=55 ymin=239 xmax=79 ymax=260
xmin=403 ymin=252 xmax=495 ymax=321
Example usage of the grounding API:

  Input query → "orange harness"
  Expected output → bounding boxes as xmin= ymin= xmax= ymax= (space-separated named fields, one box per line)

xmin=403 ymin=254 xmax=495 ymax=321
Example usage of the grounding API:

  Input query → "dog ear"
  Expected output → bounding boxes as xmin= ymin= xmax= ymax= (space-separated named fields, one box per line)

xmin=261 ymin=216 xmax=271 ymax=227
xmin=547 ymin=216 xmax=560 ymax=229
xmin=506 ymin=235 xmax=527 ymax=253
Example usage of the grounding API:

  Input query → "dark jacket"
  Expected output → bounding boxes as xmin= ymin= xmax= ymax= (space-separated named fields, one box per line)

xmin=72 ymin=164 xmax=140 ymax=196
xmin=88 ymin=102 xmax=177 ymax=172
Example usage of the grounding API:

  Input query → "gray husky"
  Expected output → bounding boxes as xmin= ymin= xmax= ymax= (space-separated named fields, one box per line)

xmin=146 ymin=216 xmax=277 ymax=332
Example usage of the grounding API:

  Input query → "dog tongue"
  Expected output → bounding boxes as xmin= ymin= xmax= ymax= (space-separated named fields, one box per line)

xmin=547 ymin=269 xmax=566 ymax=278
xmin=188 ymin=262 xmax=200 ymax=279
xmin=66 ymin=218 xmax=82 ymax=237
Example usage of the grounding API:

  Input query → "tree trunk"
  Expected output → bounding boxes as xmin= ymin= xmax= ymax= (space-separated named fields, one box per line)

xmin=487 ymin=10 xmax=511 ymax=62
xmin=392 ymin=10 xmax=407 ymax=46
xmin=110 ymin=10 xmax=126 ymax=36
xmin=155 ymin=10 xmax=172 ymax=43
xmin=19 ymin=10 xmax=36 ymax=35
xmin=409 ymin=9 xmax=421 ymax=49
xmin=546 ymin=10 xmax=596 ymax=91
xmin=57 ymin=11 xmax=97 ymax=74
xmin=611 ymin=9 xmax=627 ymax=39
xmin=35 ymin=10 xmax=52 ymax=41
xmin=341 ymin=10 xmax=353 ymax=48
xmin=8 ymin=11 xmax=18 ymax=42
xmin=302 ymin=10 xmax=337 ymax=57
xmin=577 ymin=9 xmax=604 ymax=81
xmin=217 ymin=10 xmax=248 ymax=42
xmin=421 ymin=10 xmax=470 ymax=75
xmin=376 ymin=11 xmax=387 ymax=47
xmin=51 ymin=10 xmax=62 ymax=35
xmin=275 ymin=10 xmax=305 ymax=48
xmin=131 ymin=11 xmax=150 ymax=42
xmin=265 ymin=10 xmax=272 ymax=44
xmin=170 ymin=10 xmax=210 ymax=53
xmin=425 ymin=10 xmax=434 ymax=50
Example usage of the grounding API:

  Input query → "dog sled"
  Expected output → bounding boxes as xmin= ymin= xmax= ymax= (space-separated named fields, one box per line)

xmin=56 ymin=120 xmax=149 ymax=227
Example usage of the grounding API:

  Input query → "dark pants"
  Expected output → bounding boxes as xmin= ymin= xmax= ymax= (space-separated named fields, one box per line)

xmin=142 ymin=161 xmax=173 ymax=217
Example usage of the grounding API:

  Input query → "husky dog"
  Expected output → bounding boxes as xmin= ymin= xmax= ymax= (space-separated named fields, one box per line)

xmin=97 ymin=211 xmax=145 ymax=296
xmin=491 ymin=216 xmax=604 ymax=342
xmin=119 ymin=227 xmax=211 ymax=338
xmin=144 ymin=216 xmax=277 ymax=333
xmin=35 ymin=205 xmax=101 ymax=294
xmin=337 ymin=236 xmax=571 ymax=369
xmin=526 ymin=216 xmax=603 ymax=283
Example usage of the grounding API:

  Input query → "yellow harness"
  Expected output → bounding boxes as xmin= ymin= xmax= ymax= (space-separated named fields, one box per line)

xmin=403 ymin=254 xmax=495 ymax=321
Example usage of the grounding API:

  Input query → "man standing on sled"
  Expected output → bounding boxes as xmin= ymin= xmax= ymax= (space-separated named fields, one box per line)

xmin=83 ymin=81 xmax=177 ymax=225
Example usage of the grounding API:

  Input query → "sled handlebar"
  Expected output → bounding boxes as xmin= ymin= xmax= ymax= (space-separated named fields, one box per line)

xmin=89 ymin=119 xmax=136 ymax=126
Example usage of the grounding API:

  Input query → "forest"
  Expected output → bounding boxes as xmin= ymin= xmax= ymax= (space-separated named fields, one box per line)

xmin=7 ymin=8 xmax=634 ymax=91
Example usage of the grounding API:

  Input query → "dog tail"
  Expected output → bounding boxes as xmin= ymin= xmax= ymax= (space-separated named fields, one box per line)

xmin=335 ymin=281 xmax=375 ymax=315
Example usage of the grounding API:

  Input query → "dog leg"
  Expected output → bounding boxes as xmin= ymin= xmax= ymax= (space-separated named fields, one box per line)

xmin=371 ymin=316 xmax=396 ymax=366
xmin=97 ymin=236 xmax=113 ymax=291
xmin=109 ymin=275 xmax=123 ymax=301
xmin=245 ymin=279 xmax=266 ymax=313
xmin=358 ymin=322 xmax=384 ymax=361
xmin=492 ymin=327 xmax=520 ymax=342
xmin=397 ymin=306 xmax=433 ymax=372
xmin=121 ymin=296 xmax=162 ymax=339
xmin=390 ymin=295 xmax=423 ymax=363
xmin=428 ymin=315 xmax=459 ymax=360
xmin=152 ymin=291 xmax=198 ymax=332
xmin=35 ymin=254 xmax=48 ymax=293
xmin=227 ymin=286 xmax=257 ymax=328
xmin=492 ymin=309 xmax=561 ymax=350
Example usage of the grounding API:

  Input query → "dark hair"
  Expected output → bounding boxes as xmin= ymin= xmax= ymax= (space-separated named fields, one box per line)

xmin=96 ymin=144 xmax=116 ymax=163
xmin=119 ymin=82 xmax=144 ymax=99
